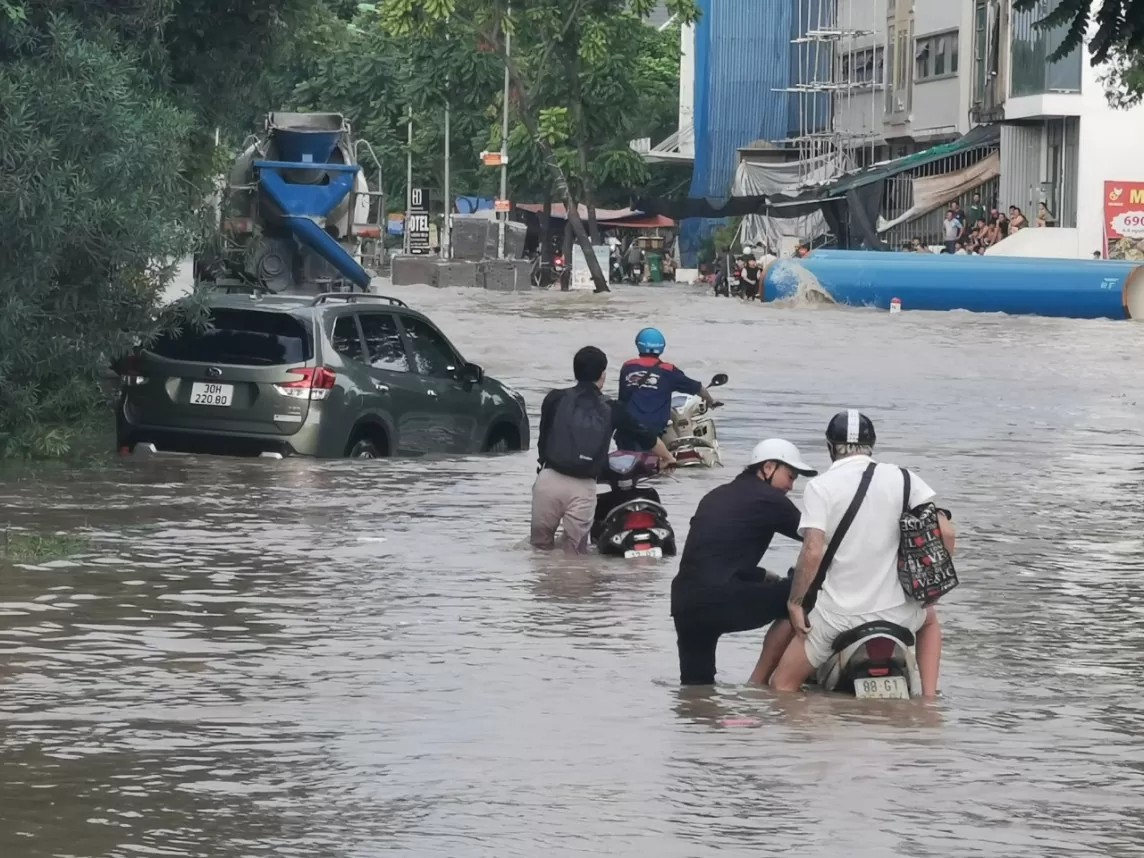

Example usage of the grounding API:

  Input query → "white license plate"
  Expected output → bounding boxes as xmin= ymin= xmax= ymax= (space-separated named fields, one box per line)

xmin=624 ymin=547 xmax=662 ymax=559
xmin=853 ymin=676 xmax=910 ymax=700
xmin=190 ymin=382 xmax=234 ymax=407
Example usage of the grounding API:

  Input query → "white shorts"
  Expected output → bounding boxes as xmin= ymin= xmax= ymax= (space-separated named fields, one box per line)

xmin=804 ymin=601 xmax=928 ymax=669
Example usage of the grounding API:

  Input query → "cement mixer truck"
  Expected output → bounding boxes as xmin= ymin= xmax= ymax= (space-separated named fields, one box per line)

xmin=195 ymin=112 xmax=385 ymax=294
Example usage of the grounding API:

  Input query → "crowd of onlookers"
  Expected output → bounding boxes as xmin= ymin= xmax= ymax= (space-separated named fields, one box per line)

xmin=902 ymin=193 xmax=1059 ymax=255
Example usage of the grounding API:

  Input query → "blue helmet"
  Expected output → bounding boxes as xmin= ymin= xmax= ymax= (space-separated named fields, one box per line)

xmin=635 ymin=327 xmax=666 ymax=356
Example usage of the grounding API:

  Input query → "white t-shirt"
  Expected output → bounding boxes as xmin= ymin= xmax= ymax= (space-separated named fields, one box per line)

xmin=798 ymin=455 xmax=936 ymax=616
xmin=942 ymin=219 xmax=960 ymax=240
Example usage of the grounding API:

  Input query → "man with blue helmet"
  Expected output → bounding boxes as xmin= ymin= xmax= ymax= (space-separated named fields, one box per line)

xmin=615 ymin=328 xmax=720 ymax=451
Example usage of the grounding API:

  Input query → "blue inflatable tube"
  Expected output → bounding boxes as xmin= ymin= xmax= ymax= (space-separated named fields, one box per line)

xmin=762 ymin=249 xmax=1144 ymax=320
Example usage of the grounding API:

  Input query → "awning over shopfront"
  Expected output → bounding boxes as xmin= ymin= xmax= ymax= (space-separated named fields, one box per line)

xmin=515 ymin=203 xmax=675 ymax=228
xmin=635 ymin=124 xmax=1001 ymax=249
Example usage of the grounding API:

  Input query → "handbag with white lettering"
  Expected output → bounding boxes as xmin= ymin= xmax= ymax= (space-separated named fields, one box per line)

xmin=897 ymin=468 xmax=958 ymax=604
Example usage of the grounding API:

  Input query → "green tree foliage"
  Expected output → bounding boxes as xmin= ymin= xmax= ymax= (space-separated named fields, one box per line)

xmin=0 ymin=1 xmax=321 ymax=457
xmin=1014 ymin=0 xmax=1144 ymax=63
xmin=0 ymin=15 xmax=197 ymax=456
xmin=270 ymin=3 xmax=505 ymax=211
xmin=375 ymin=0 xmax=697 ymax=291
xmin=1013 ymin=0 xmax=1144 ymax=107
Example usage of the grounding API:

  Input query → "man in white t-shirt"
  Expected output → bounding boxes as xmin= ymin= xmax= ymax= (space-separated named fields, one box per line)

xmin=770 ymin=410 xmax=955 ymax=697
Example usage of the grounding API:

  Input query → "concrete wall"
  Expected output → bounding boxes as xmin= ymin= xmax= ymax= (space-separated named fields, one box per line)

xmin=1002 ymin=21 xmax=1144 ymax=257
xmin=834 ymin=0 xmax=974 ymax=144
xmin=1074 ymin=62 xmax=1144 ymax=257
xmin=835 ymin=0 xmax=887 ymax=146
xmin=678 ymin=22 xmax=695 ymax=155
xmin=909 ymin=76 xmax=961 ymax=137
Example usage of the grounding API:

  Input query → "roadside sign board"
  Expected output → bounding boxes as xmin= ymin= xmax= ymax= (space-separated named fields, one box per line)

xmin=494 ymin=199 xmax=511 ymax=213
xmin=408 ymin=187 xmax=430 ymax=255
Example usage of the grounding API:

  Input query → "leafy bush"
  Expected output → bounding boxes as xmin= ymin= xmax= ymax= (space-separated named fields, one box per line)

xmin=0 ymin=14 xmax=201 ymax=457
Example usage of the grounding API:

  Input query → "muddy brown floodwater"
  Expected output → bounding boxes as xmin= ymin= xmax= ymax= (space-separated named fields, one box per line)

xmin=3 ymin=282 xmax=1144 ymax=857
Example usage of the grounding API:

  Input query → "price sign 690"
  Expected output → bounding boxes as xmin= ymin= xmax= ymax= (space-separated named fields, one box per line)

xmin=1112 ymin=210 xmax=1144 ymax=238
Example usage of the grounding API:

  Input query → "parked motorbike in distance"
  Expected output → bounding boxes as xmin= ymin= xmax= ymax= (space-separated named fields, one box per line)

xmin=816 ymin=620 xmax=923 ymax=699
xmin=553 ymin=254 xmax=569 ymax=289
xmin=713 ymin=272 xmax=730 ymax=297
xmin=662 ymin=372 xmax=728 ymax=468
xmin=627 ymin=261 xmax=644 ymax=284
xmin=610 ymin=255 xmax=624 ymax=284
xmin=592 ymin=451 xmax=676 ymax=559
xmin=530 ymin=253 xmax=569 ymax=289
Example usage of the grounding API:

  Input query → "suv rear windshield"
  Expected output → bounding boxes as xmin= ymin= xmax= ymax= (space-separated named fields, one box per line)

xmin=148 ymin=309 xmax=313 ymax=365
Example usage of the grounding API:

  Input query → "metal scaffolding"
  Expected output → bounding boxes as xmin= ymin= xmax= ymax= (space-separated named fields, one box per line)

xmin=777 ymin=0 xmax=884 ymax=187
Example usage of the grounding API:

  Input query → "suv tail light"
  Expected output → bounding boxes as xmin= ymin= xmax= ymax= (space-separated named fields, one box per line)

xmin=275 ymin=367 xmax=336 ymax=400
xmin=120 ymin=355 xmax=148 ymax=387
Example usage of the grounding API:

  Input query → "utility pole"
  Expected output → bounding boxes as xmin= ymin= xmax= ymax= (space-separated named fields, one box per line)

xmin=404 ymin=104 xmax=413 ymax=255
xmin=497 ymin=5 xmax=511 ymax=259
xmin=442 ymin=20 xmax=452 ymax=259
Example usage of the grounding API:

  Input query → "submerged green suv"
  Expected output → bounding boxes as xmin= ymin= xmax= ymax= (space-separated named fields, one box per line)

xmin=116 ymin=292 xmax=529 ymax=458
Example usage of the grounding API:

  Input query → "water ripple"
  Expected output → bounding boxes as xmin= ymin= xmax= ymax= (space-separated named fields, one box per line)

xmin=3 ymin=283 xmax=1144 ymax=857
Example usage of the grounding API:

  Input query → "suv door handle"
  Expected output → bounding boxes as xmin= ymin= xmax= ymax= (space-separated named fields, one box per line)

xmin=373 ymin=382 xmax=389 ymax=393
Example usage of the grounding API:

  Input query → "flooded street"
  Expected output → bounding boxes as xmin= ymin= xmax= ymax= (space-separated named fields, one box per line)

xmin=4 ymin=282 xmax=1144 ymax=857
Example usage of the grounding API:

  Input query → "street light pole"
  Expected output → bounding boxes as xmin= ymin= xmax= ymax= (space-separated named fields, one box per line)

xmin=443 ymin=21 xmax=452 ymax=260
xmin=405 ymin=104 xmax=413 ymax=255
xmin=443 ymin=96 xmax=451 ymax=259
xmin=497 ymin=5 xmax=511 ymax=259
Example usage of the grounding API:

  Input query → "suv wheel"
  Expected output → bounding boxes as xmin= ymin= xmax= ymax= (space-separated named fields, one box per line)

xmin=483 ymin=423 xmax=521 ymax=454
xmin=348 ymin=439 xmax=381 ymax=459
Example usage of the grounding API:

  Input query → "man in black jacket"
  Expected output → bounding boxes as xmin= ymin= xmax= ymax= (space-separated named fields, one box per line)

xmin=671 ymin=438 xmax=816 ymax=685
xmin=531 ymin=346 xmax=675 ymax=554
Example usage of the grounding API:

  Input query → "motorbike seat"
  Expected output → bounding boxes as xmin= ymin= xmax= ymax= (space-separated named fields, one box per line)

xmin=830 ymin=620 xmax=915 ymax=654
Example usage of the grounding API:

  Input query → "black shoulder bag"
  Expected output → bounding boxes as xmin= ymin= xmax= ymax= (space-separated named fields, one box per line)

xmin=802 ymin=463 xmax=877 ymax=615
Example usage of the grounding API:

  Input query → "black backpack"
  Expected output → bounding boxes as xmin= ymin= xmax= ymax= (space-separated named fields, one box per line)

xmin=545 ymin=387 xmax=613 ymax=479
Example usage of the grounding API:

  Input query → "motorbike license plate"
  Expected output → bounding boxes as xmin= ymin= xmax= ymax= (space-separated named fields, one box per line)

xmin=624 ymin=547 xmax=662 ymax=559
xmin=853 ymin=676 xmax=910 ymax=700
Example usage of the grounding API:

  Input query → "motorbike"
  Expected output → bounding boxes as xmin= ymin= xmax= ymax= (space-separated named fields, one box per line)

xmin=661 ymin=373 xmax=728 ymax=468
xmin=727 ymin=264 xmax=741 ymax=297
xmin=591 ymin=451 xmax=676 ymax=559
xmin=713 ymin=274 xmax=730 ymax=297
xmin=531 ymin=253 xmax=569 ymax=289
xmin=627 ymin=261 xmax=644 ymax=284
xmin=815 ymin=620 xmax=923 ymax=699
xmin=553 ymin=254 xmax=568 ymax=289
xmin=610 ymin=255 xmax=624 ymax=284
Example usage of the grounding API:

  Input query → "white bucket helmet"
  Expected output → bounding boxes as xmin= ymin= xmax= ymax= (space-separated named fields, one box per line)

xmin=749 ymin=438 xmax=817 ymax=476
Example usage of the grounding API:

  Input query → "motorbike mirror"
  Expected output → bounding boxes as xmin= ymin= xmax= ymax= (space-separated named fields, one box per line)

xmin=709 ymin=373 xmax=729 ymax=387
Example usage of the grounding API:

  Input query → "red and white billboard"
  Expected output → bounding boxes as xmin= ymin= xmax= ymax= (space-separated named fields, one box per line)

xmin=1104 ymin=181 xmax=1144 ymax=260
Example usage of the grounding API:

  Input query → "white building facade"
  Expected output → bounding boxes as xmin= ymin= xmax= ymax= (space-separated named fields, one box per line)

xmin=834 ymin=0 xmax=1144 ymax=254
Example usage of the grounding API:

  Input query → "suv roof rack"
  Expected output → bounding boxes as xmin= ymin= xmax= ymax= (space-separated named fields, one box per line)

xmin=310 ymin=292 xmax=408 ymax=308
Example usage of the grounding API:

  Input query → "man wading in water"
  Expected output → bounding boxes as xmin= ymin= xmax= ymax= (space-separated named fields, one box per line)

xmin=531 ymin=346 xmax=675 ymax=554
xmin=670 ymin=439 xmax=817 ymax=685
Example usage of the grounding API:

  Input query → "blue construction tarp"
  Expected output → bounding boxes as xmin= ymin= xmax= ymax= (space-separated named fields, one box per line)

xmin=682 ymin=0 xmax=801 ymax=265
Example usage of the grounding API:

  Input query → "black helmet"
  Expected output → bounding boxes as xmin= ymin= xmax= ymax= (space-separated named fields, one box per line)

xmin=826 ymin=410 xmax=876 ymax=446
